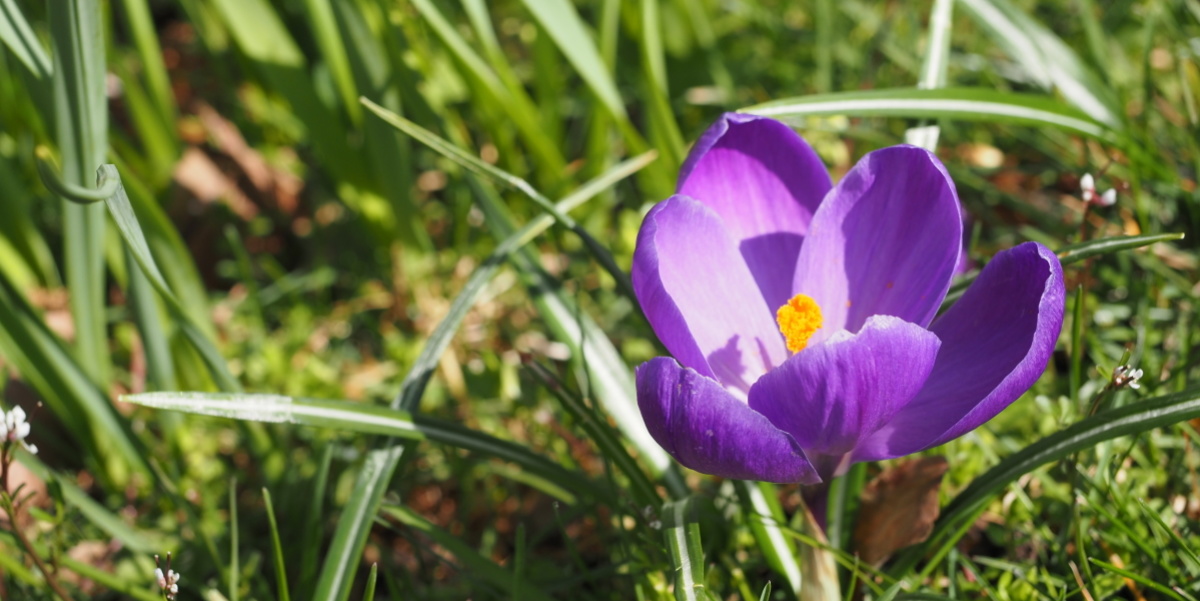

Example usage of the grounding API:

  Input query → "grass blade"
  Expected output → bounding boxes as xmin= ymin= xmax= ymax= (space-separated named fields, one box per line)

xmin=0 ymin=0 xmax=52 ymax=78
xmin=743 ymin=87 xmax=1110 ymax=139
xmin=98 ymin=165 xmax=240 ymax=392
xmin=735 ymin=481 xmax=802 ymax=596
xmin=263 ymin=488 xmax=291 ymax=601
xmin=904 ymin=0 xmax=954 ymax=150
xmin=229 ymin=478 xmax=239 ymax=601
xmin=662 ymin=497 xmax=707 ymax=601
xmin=892 ymin=387 xmax=1200 ymax=576
xmin=517 ymin=0 xmax=626 ymax=120
xmin=122 ymin=391 xmax=597 ymax=505
xmin=958 ymin=0 xmax=1121 ymax=128
xmin=362 ymin=97 xmax=637 ymax=300
xmin=51 ymin=0 xmax=110 ymax=385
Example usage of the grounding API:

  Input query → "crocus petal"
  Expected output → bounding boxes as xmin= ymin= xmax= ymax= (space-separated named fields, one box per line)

xmin=748 ymin=315 xmax=940 ymax=460
xmin=678 ymin=113 xmax=833 ymax=310
xmin=853 ymin=242 xmax=1065 ymax=462
xmin=792 ymin=146 xmax=962 ymax=341
xmin=636 ymin=357 xmax=819 ymax=483
xmin=632 ymin=196 xmax=788 ymax=392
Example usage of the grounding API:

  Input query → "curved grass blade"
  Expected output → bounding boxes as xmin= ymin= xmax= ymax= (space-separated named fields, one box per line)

xmin=743 ymin=88 xmax=1110 ymax=140
xmin=891 ymin=388 xmax=1200 ymax=576
xmin=380 ymin=505 xmax=555 ymax=601
xmin=308 ymin=154 xmax=653 ymax=601
xmin=943 ymin=233 xmax=1185 ymax=307
xmin=662 ymin=497 xmax=707 ymax=601
xmin=121 ymin=391 xmax=598 ymax=504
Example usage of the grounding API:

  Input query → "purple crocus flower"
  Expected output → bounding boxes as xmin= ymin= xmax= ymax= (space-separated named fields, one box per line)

xmin=633 ymin=113 xmax=1065 ymax=483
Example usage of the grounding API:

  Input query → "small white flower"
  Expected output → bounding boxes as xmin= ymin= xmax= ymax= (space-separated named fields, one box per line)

xmin=2 ymin=406 xmax=36 ymax=454
xmin=1080 ymin=173 xmax=1096 ymax=202
xmin=6 ymin=406 xmax=31 ymax=441
xmin=1098 ymin=188 xmax=1117 ymax=207
xmin=155 ymin=565 xmax=181 ymax=599
xmin=1113 ymin=365 xmax=1144 ymax=390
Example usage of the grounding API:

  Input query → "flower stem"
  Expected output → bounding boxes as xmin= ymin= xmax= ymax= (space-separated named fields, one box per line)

xmin=0 ymin=444 xmax=73 ymax=601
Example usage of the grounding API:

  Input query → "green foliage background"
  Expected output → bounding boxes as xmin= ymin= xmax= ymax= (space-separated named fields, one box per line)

xmin=0 ymin=0 xmax=1199 ymax=599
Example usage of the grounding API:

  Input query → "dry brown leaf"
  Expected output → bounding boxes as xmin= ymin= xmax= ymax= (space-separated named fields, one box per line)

xmin=853 ymin=456 xmax=948 ymax=567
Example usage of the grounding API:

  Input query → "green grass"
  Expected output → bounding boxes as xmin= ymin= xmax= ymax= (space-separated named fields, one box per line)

xmin=0 ymin=0 xmax=1198 ymax=599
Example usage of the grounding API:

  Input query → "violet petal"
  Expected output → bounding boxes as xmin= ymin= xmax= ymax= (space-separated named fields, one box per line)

xmin=853 ymin=242 xmax=1066 ymax=462
xmin=748 ymin=315 xmax=940 ymax=459
xmin=678 ymin=113 xmax=833 ymax=310
xmin=792 ymin=145 xmax=962 ymax=341
xmin=632 ymin=196 xmax=788 ymax=391
xmin=636 ymin=357 xmax=820 ymax=483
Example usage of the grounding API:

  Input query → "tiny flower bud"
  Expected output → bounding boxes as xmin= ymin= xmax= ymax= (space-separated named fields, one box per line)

xmin=1098 ymin=188 xmax=1117 ymax=207
xmin=1080 ymin=173 xmax=1095 ymax=203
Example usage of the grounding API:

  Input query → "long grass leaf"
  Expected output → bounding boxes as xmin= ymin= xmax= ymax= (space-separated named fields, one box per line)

xmin=735 ymin=481 xmax=802 ymax=596
xmin=122 ymin=391 xmax=597 ymax=504
xmin=98 ymin=165 xmax=241 ymax=392
xmin=744 ymin=87 xmax=1111 ymax=139
xmin=51 ymin=0 xmax=110 ymax=385
xmin=263 ymin=488 xmax=291 ymax=601
xmin=904 ymin=0 xmax=954 ymax=150
xmin=0 ymin=0 xmax=51 ymax=78
xmin=300 ymin=0 xmax=360 ymax=124
xmin=958 ymin=0 xmax=1121 ymax=128
xmin=517 ymin=0 xmax=626 ymax=119
xmin=663 ymin=497 xmax=707 ymax=601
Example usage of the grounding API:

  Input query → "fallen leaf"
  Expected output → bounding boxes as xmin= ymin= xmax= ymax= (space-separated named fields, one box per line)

xmin=853 ymin=456 xmax=949 ymax=567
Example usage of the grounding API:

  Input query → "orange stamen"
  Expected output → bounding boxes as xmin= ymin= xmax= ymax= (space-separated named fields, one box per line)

xmin=776 ymin=294 xmax=823 ymax=353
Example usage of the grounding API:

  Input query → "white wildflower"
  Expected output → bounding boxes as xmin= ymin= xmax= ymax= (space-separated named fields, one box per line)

xmin=1098 ymin=188 xmax=1117 ymax=207
xmin=1080 ymin=173 xmax=1096 ymax=203
xmin=155 ymin=555 xmax=181 ymax=599
xmin=1113 ymin=365 xmax=1144 ymax=390
xmin=1 ymin=407 xmax=36 ymax=454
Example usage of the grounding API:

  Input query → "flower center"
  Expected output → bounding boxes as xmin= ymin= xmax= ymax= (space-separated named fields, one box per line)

xmin=776 ymin=293 xmax=823 ymax=353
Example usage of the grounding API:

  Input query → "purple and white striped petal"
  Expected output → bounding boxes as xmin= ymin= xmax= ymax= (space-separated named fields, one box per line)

xmin=853 ymin=242 xmax=1065 ymax=462
xmin=679 ymin=113 xmax=833 ymax=311
xmin=632 ymin=196 xmax=788 ymax=393
xmin=637 ymin=357 xmax=820 ymax=483
xmin=792 ymin=146 xmax=962 ymax=341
